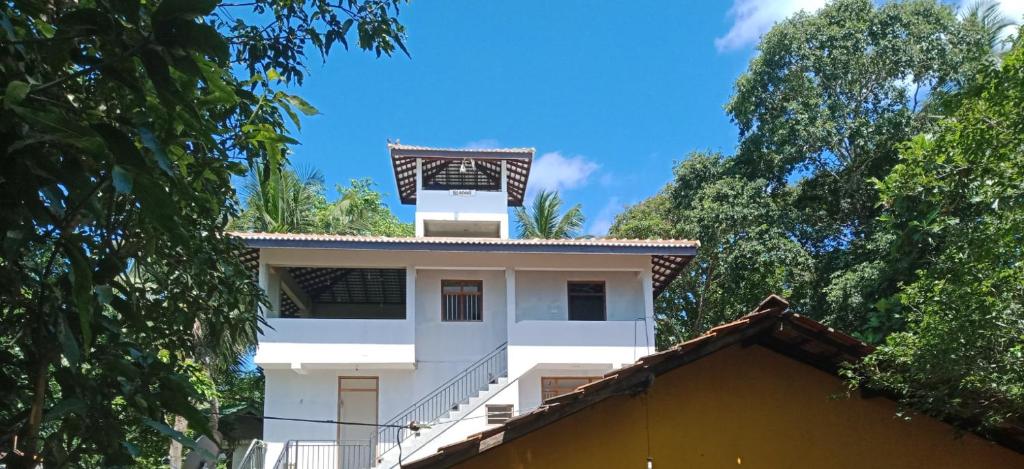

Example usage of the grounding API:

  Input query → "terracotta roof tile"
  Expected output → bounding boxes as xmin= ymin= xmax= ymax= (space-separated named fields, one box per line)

xmin=387 ymin=143 xmax=535 ymax=155
xmin=403 ymin=295 xmax=1024 ymax=468
xmin=230 ymin=231 xmax=699 ymax=248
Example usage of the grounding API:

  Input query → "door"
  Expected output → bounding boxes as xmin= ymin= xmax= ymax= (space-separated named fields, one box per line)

xmin=338 ymin=377 xmax=378 ymax=469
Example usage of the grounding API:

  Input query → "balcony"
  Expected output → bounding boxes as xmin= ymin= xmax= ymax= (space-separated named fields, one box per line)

xmin=256 ymin=266 xmax=415 ymax=369
xmin=506 ymin=318 xmax=654 ymax=376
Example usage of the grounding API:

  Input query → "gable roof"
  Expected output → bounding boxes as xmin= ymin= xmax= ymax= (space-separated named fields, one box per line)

xmin=231 ymin=232 xmax=698 ymax=298
xmin=388 ymin=143 xmax=534 ymax=206
xmin=406 ymin=295 xmax=1024 ymax=467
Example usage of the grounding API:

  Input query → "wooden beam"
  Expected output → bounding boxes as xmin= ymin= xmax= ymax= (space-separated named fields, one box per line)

xmin=277 ymin=268 xmax=312 ymax=315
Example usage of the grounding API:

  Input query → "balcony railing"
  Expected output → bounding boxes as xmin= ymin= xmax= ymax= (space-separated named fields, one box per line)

xmin=375 ymin=342 xmax=508 ymax=463
xmin=272 ymin=440 xmax=373 ymax=469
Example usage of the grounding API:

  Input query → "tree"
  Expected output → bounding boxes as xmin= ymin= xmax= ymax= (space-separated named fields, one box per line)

xmin=612 ymin=0 xmax=993 ymax=344
xmin=0 ymin=0 xmax=407 ymax=465
xmin=514 ymin=190 xmax=585 ymax=239
xmin=231 ymin=169 xmax=413 ymax=237
xmin=611 ymin=153 xmax=813 ymax=345
xmin=728 ymin=0 xmax=989 ymax=331
xmin=320 ymin=179 xmax=414 ymax=237
xmin=851 ymin=35 xmax=1024 ymax=433
xmin=234 ymin=165 xmax=330 ymax=233
xmin=962 ymin=0 xmax=1018 ymax=52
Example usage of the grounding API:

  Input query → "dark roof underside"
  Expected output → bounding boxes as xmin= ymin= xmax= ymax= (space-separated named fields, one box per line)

xmin=390 ymin=147 xmax=532 ymax=206
xmin=236 ymin=247 xmax=689 ymax=301
xmin=280 ymin=267 xmax=405 ymax=316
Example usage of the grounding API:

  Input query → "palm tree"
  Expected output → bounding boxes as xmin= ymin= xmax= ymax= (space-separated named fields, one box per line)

xmin=962 ymin=0 xmax=1018 ymax=52
xmin=514 ymin=190 xmax=585 ymax=239
xmin=233 ymin=164 xmax=327 ymax=233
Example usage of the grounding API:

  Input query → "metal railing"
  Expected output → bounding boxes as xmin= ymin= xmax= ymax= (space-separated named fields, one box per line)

xmin=376 ymin=342 xmax=508 ymax=462
xmin=272 ymin=440 xmax=373 ymax=469
xmin=237 ymin=439 xmax=266 ymax=469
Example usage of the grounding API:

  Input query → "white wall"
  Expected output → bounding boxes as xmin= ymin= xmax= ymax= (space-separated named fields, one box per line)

xmin=515 ymin=270 xmax=645 ymax=321
xmin=256 ymin=318 xmax=415 ymax=368
xmin=263 ymin=369 xmax=418 ymax=467
xmin=415 ymin=189 xmax=510 ymax=238
xmin=415 ymin=269 xmax=507 ymax=362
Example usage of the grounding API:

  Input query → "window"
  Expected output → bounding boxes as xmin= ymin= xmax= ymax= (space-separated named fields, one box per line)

xmin=567 ymin=281 xmax=606 ymax=321
xmin=541 ymin=377 xmax=602 ymax=401
xmin=442 ymin=280 xmax=483 ymax=321
xmin=485 ymin=404 xmax=514 ymax=424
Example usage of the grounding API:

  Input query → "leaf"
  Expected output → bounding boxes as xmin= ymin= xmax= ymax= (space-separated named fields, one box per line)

xmin=283 ymin=95 xmax=319 ymax=116
xmin=42 ymin=398 xmax=87 ymax=423
xmin=65 ymin=244 xmax=94 ymax=350
xmin=138 ymin=127 xmax=172 ymax=174
xmin=266 ymin=68 xmax=281 ymax=81
xmin=141 ymin=417 xmax=213 ymax=459
xmin=4 ymin=80 xmax=30 ymax=106
xmin=94 ymin=124 xmax=146 ymax=168
xmin=112 ymin=166 xmax=134 ymax=193
xmin=56 ymin=314 xmax=81 ymax=365
xmin=173 ymin=21 xmax=229 ymax=63
xmin=95 ymin=285 xmax=113 ymax=305
xmin=152 ymin=0 xmax=217 ymax=20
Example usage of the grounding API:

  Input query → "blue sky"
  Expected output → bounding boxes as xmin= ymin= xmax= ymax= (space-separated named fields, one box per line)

xmin=278 ymin=0 xmax=1020 ymax=236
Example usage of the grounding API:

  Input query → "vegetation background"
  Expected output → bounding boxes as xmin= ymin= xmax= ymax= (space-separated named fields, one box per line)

xmin=1 ymin=0 xmax=1021 ymax=466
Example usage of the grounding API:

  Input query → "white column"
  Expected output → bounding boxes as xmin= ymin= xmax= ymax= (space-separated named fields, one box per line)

xmin=505 ymin=268 xmax=517 ymax=330
xmin=504 ymin=267 xmax=521 ymax=413
xmin=261 ymin=263 xmax=281 ymax=319
xmin=407 ymin=266 xmax=417 ymax=358
xmin=415 ymin=159 xmax=425 ymax=237
xmin=640 ymin=269 xmax=655 ymax=355
xmin=500 ymin=161 xmax=510 ymax=239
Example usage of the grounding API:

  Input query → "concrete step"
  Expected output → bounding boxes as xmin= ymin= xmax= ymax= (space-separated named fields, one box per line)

xmin=377 ymin=376 xmax=511 ymax=468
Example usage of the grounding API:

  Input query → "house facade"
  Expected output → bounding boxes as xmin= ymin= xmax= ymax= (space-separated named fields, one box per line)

xmin=234 ymin=144 xmax=697 ymax=468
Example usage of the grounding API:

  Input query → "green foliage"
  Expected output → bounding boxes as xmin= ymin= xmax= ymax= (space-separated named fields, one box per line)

xmin=613 ymin=0 xmax=991 ymax=345
xmin=962 ymin=0 xmax=1019 ymax=51
xmin=514 ymin=190 xmax=585 ymax=239
xmin=230 ymin=164 xmax=413 ymax=236
xmin=611 ymin=154 xmax=813 ymax=345
xmin=234 ymin=164 xmax=331 ymax=233
xmin=610 ymin=0 xmax=1021 ymax=433
xmin=0 ymin=0 xmax=406 ymax=464
xmin=727 ymin=0 xmax=990 ymax=337
xmin=851 ymin=38 xmax=1024 ymax=431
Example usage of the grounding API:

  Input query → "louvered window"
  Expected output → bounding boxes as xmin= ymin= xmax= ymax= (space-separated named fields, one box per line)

xmin=486 ymin=404 xmax=514 ymax=424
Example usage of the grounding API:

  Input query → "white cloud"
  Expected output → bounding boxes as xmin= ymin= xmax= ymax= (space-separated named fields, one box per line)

xmin=715 ymin=0 xmax=827 ymax=52
xmin=588 ymin=197 xmax=623 ymax=237
xmin=461 ymin=138 xmax=501 ymax=149
xmin=527 ymin=152 xmax=599 ymax=195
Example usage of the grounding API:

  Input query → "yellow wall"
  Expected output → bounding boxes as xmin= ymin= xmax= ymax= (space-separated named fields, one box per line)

xmin=456 ymin=345 xmax=1024 ymax=469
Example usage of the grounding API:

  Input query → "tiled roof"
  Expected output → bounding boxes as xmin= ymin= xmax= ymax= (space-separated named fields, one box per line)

xmin=230 ymin=232 xmax=698 ymax=248
xmin=405 ymin=295 xmax=1024 ymax=468
xmin=231 ymin=233 xmax=698 ymax=298
xmin=388 ymin=143 xmax=533 ymax=206
xmin=387 ymin=143 xmax=536 ymax=154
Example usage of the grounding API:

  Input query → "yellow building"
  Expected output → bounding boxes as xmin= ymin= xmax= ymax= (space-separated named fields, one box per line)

xmin=407 ymin=296 xmax=1024 ymax=469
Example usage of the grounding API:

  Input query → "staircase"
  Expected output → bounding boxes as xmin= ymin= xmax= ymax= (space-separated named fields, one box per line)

xmin=375 ymin=343 xmax=509 ymax=468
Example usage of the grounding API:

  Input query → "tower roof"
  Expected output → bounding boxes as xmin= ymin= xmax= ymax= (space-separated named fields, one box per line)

xmin=389 ymin=143 xmax=534 ymax=206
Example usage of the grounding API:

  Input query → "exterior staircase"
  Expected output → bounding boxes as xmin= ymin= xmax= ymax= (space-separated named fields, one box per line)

xmin=376 ymin=376 xmax=512 ymax=468
xmin=375 ymin=342 xmax=509 ymax=468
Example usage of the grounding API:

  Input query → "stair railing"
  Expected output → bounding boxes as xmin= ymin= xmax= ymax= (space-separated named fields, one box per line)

xmin=375 ymin=342 xmax=508 ymax=462
xmin=236 ymin=439 xmax=265 ymax=469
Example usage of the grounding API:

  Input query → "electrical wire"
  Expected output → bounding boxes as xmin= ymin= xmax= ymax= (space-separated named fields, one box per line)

xmin=208 ymin=412 xmax=414 ymax=429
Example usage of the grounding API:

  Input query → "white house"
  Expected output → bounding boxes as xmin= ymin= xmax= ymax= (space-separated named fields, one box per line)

xmin=233 ymin=144 xmax=697 ymax=468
